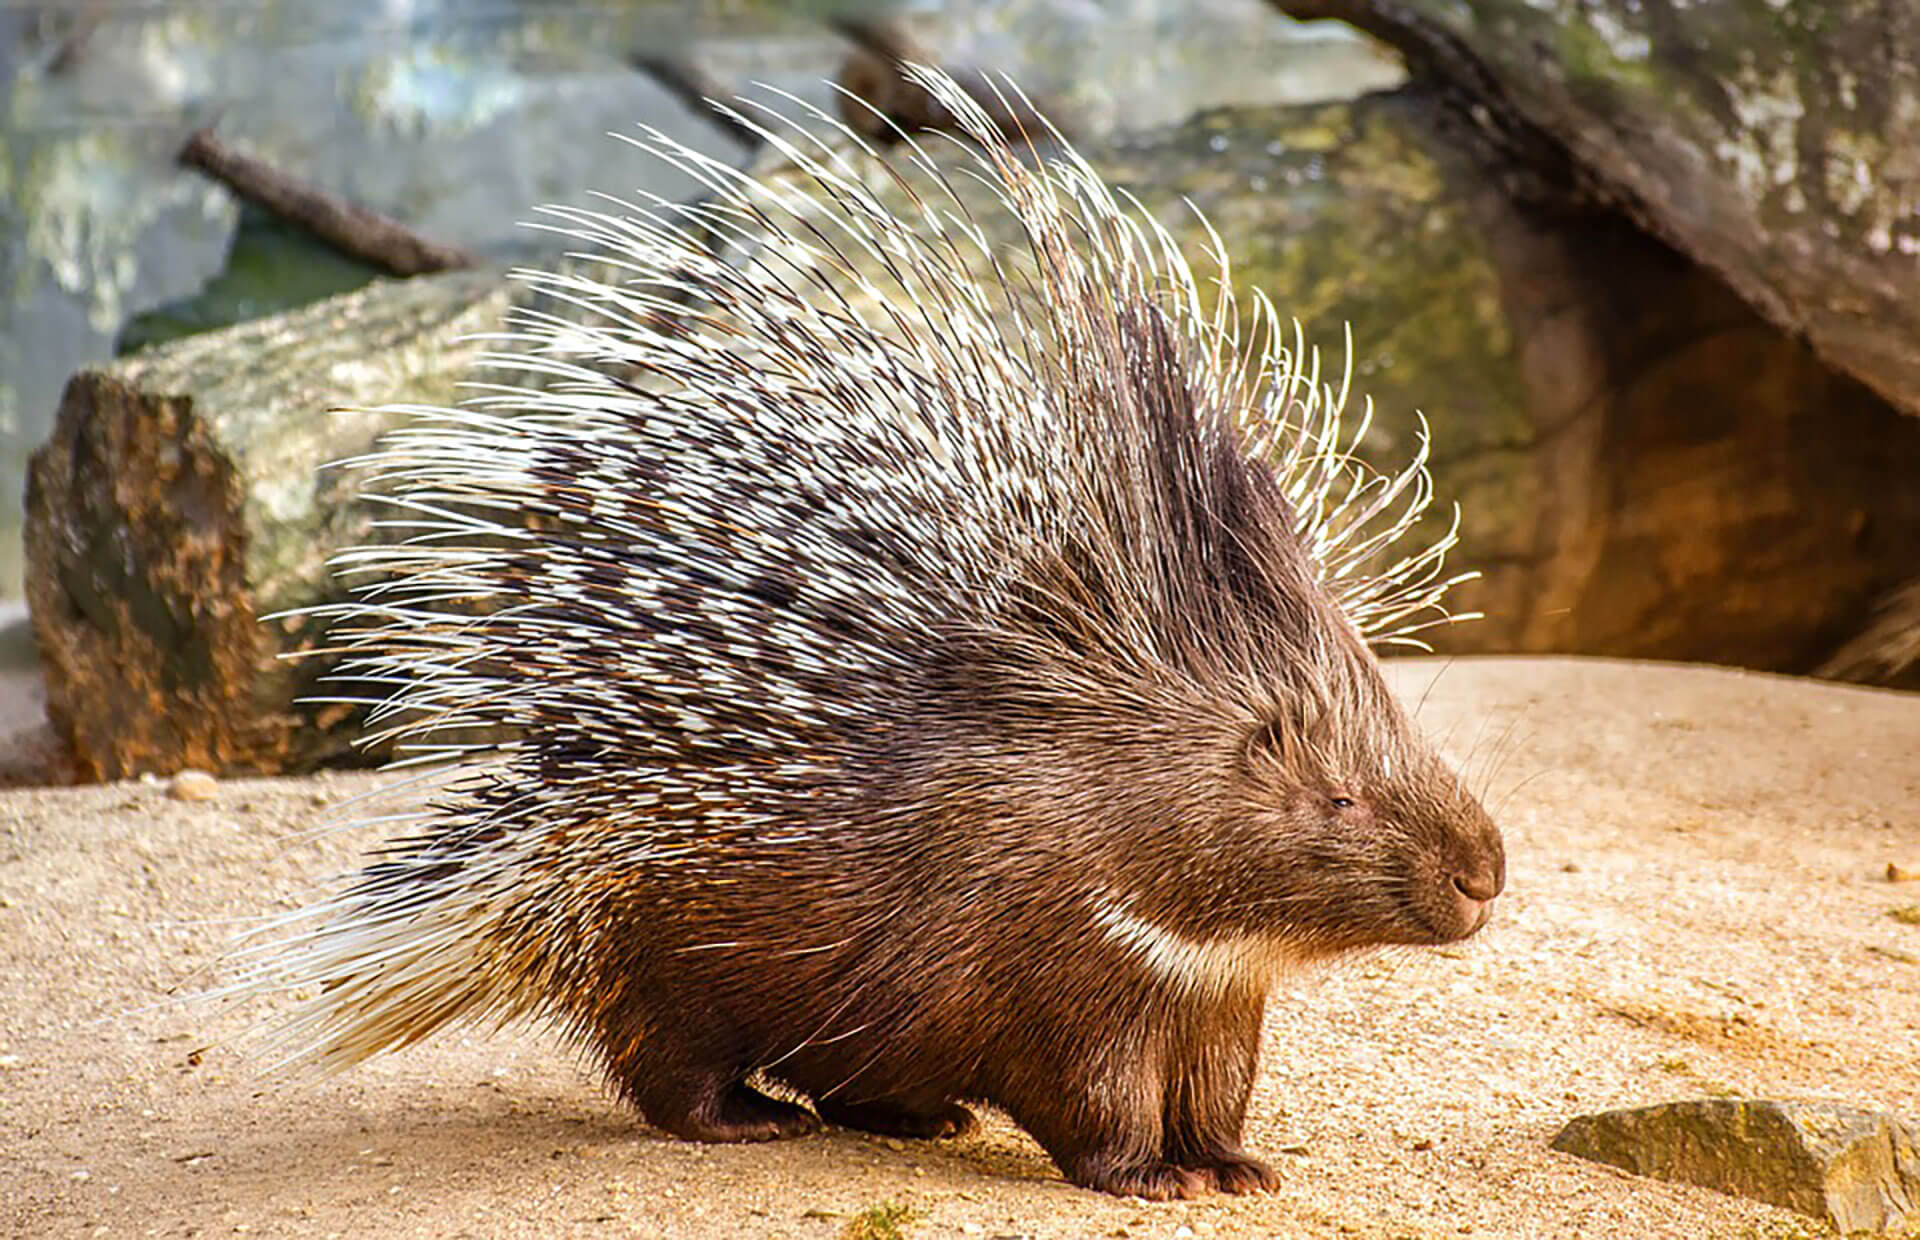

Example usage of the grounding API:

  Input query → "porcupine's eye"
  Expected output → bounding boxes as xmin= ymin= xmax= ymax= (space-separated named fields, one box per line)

xmin=1329 ymin=795 xmax=1356 ymax=810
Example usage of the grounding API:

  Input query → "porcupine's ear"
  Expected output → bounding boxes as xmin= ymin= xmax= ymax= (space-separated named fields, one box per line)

xmin=1239 ymin=685 xmax=1335 ymax=778
xmin=1242 ymin=716 xmax=1300 ymax=778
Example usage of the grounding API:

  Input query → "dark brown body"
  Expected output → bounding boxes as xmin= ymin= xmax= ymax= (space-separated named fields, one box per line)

xmin=296 ymin=67 xmax=1506 ymax=1202
xmin=347 ymin=396 xmax=1507 ymax=1198
xmin=594 ymin=821 xmax=1286 ymax=1197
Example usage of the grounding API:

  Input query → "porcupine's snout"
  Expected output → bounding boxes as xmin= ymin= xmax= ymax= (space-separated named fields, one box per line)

xmin=1451 ymin=850 xmax=1504 ymax=925
xmin=1426 ymin=797 xmax=1505 ymax=942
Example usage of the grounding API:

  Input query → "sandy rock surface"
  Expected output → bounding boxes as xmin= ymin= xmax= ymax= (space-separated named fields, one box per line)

xmin=4 ymin=657 xmax=1917 ymax=1238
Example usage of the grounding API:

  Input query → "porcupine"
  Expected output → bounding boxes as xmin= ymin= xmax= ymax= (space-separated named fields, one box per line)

xmin=246 ymin=68 xmax=1506 ymax=1200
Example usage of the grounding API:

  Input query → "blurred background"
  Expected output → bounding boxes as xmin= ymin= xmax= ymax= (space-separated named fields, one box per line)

xmin=4 ymin=0 xmax=1917 ymax=782
xmin=0 ymin=0 xmax=1401 ymax=593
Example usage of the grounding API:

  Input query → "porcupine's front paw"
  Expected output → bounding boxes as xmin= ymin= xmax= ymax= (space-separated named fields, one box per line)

xmin=1178 ymin=1146 xmax=1281 ymax=1195
xmin=815 ymin=1096 xmax=977 ymax=1139
xmin=1068 ymin=1154 xmax=1211 ymax=1201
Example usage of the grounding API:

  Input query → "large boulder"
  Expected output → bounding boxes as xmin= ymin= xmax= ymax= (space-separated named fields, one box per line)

xmin=1277 ymin=0 xmax=1920 ymax=420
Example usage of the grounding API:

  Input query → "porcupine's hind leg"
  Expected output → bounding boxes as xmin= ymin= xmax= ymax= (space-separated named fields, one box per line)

xmin=638 ymin=1076 xmax=820 ymax=1143
xmin=597 ymin=1007 xmax=820 ymax=1143
xmin=814 ymin=1095 xmax=977 ymax=1139
xmin=1161 ymin=992 xmax=1280 ymax=1194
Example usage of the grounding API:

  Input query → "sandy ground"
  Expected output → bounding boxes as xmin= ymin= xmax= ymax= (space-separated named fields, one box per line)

xmin=4 ymin=656 xmax=1918 ymax=1239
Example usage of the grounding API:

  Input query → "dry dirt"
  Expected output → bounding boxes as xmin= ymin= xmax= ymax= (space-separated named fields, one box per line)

xmin=4 ymin=656 xmax=1918 ymax=1239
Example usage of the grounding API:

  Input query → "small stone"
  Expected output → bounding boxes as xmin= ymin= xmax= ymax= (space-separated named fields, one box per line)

xmin=1889 ymin=863 xmax=1918 ymax=882
xmin=1552 ymin=1098 xmax=1920 ymax=1233
xmin=169 ymin=770 xmax=218 ymax=801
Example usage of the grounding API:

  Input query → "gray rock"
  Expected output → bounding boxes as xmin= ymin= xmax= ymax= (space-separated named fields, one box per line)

xmin=1551 ymin=1099 xmax=1920 ymax=1234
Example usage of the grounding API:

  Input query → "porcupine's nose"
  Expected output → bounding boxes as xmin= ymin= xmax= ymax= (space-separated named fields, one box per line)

xmin=1448 ymin=856 xmax=1504 ymax=934
xmin=1452 ymin=869 xmax=1501 ymax=902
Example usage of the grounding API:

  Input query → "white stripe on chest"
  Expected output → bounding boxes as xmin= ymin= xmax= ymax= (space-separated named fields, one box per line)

xmin=1088 ymin=892 xmax=1298 ymax=998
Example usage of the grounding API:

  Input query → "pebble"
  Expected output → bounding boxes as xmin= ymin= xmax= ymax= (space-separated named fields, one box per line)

xmin=169 ymin=770 xmax=218 ymax=802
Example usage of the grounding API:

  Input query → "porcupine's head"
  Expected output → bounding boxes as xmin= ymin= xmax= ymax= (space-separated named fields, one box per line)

xmin=1217 ymin=633 xmax=1507 ymax=954
xmin=905 ymin=275 xmax=1508 ymax=963
xmin=260 ymin=67 xmax=1503 ymax=1072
